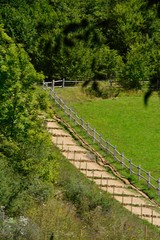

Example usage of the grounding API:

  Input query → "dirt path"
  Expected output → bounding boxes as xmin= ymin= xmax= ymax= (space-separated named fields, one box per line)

xmin=46 ymin=119 xmax=160 ymax=227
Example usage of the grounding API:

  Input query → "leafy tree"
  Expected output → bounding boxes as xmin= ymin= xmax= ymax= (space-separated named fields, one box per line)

xmin=93 ymin=45 xmax=124 ymax=80
xmin=1 ymin=0 xmax=160 ymax=91
xmin=117 ymin=41 xmax=153 ymax=89
xmin=0 ymin=26 xmax=59 ymax=214
xmin=0 ymin=25 xmax=44 ymax=138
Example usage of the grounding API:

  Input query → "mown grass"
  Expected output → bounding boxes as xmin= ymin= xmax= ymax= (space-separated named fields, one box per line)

xmin=55 ymin=87 xmax=160 ymax=179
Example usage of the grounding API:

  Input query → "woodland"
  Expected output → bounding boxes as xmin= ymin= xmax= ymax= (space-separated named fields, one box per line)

xmin=0 ymin=0 xmax=160 ymax=239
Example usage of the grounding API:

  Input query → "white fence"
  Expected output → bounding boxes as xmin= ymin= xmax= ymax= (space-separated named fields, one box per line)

xmin=43 ymin=78 xmax=83 ymax=90
xmin=43 ymin=82 xmax=160 ymax=197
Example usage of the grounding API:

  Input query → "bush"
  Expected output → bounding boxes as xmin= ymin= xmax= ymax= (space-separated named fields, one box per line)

xmin=101 ymin=87 xmax=120 ymax=99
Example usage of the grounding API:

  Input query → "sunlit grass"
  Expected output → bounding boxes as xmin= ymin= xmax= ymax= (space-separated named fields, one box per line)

xmin=56 ymin=87 xmax=160 ymax=179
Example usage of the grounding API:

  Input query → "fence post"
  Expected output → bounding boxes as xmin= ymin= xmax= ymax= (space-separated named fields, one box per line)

xmin=64 ymin=104 xmax=66 ymax=115
xmin=93 ymin=128 xmax=96 ymax=143
xmin=69 ymin=108 xmax=72 ymax=122
xmin=147 ymin=172 xmax=151 ymax=189
xmin=53 ymin=90 xmax=56 ymax=99
xmin=87 ymin=123 xmax=89 ymax=136
xmin=105 ymin=141 xmax=109 ymax=152
xmin=158 ymin=178 xmax=160 ymax=197
xmin=151 ymin=208 xmax=153 ymax=224
xmin=74 ymin=112 xmax=76 ymax=125
xmin=42 ymin=81 xmax=45 ymax=90
xmin=62 ymin=78 xmax=65 ymax=88
xmin=114 ymin=146 xmax=116 ymax=161
xmin=50 ymin=88 xmax=53 ymax=99
xmin=76 ymin=113 xmax=78 ymax=125
xmin=81 ymin=118 xmax=84 ymax=128
xmin=52 ymin=80 xmax=55 ymax=90
xmin=121 ymin=153 xmax=124 ymax=168
xmin=99 ymin=134 xmax=102 ymax=147
xmin=129 ymin=160 xmax=132 ymax=175
xmin=54 ymin=92 xmax=58 ymax=106
xmin=138 ymin=165 xmax=141 ymax=181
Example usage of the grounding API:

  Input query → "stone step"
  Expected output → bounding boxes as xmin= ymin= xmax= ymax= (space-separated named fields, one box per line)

xmin=46 ymin=119 xmax=56 ymax=122
xmin=60 ymin=148 xmax=88 ymax=154
xmin=69 ymin=159 xmax=95 ymax=163
xmin=93 ymin=178 xmax=125 ymax=187
xmin=47 ymin=119 xmax=160 ymax=227
xmin=81 ymin=168 xmax=107 ymax=172
xmin=46 ymin=122 xmax=62 ymax=129
xmin=98 ymin=183 xmax=126 ymax=189
xmin=52 ymin=136 xmax=76 ymax=145
xmin=101 ymin=186 xmax=142 ymax=197
xmin=63 ymin=152 xmax=96 ymax=161
xmin=124 ymin=205 xmax=160 ymax=219
xmin=141 ymin=216 xmax=160 ymax=227
xmin=47 ymin=126 xmax=62 ymax=130
xmin=87 ymin=174 xmax=116 ymax=180
xmin=50 ymin=132 xmax=70 ymax=137
xmin=140 ymin=214 xmax=160 ymax=219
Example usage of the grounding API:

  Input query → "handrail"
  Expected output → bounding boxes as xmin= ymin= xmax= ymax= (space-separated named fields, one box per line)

xmin=43 ymin=82 xmax=160 ymax=197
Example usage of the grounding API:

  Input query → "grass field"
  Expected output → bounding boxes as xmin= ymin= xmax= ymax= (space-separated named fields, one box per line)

xmin=56 ymin=87 xmax=160 ymax=179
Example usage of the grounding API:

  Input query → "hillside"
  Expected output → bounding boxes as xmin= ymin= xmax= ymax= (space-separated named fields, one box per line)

xmin=1 ymin=0 xmax=160 ymax=239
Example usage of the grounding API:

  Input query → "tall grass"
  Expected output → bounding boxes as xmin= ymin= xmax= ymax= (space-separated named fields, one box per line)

xmin=29 ymin=144 xmax=160 ymax=240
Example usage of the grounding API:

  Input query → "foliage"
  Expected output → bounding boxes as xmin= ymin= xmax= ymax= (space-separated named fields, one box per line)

xmin=118 ymin=41 xmax=153 ymax=89
xmin=1 ymin=0 xmax=160 ymax=91
xmin=1 ymin=0 xmax=160 ymax=237
xmin=60 ymin=172 xmax=111 ymax=215
xmin=0 ymin=25 xmax=44 ymax=138
xmin=42 ymin=151 xmax=160 ymax=240
xmin=93 ymin=45 xmax=124 ymax=80
xmin=0 ymin=129 xmax=59 ymax=215
xmin=0 ymin=27 xmax=59 ymax=217
xmin=1 ymin=152 xmax=160 ymax=239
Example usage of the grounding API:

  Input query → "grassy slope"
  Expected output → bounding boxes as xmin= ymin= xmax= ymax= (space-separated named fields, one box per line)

xmin=55 ymin=88 xmax=160 ymax=178
xmin=24 ymin=87 xmax=160 ymax=240
xmin=28 ymin=142 xmax=160 ymax=240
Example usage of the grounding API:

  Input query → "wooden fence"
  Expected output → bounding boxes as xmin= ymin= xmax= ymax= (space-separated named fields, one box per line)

xmin=43 ymin=78 xmax=82 ymax=90
xmin=43 ymin=82 xmax=160 ymax=197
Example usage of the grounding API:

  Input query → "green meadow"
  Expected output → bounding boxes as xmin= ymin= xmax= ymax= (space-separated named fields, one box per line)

xmin=56 ymin=88 xmax=160 ymax=179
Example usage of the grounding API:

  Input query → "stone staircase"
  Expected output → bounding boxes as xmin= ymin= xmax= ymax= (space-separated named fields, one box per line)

xmin=46 ymin=119 xmax=160 ymax=227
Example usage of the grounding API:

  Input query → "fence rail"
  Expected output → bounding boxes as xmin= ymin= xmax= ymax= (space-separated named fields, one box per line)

xmin=43 ymin=78 xmax=83 ymax=90
xmin=43 ymin=82 xmax=160 ymax=197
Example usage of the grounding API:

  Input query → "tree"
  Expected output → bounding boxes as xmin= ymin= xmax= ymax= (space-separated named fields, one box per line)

xmin=0 ymin=25 xmax=44 ymax=138
xmin=1 ymin=0 xmax=160 ymax=91
xmin=0 ymin=26 xmax=59 ymax=214
xmin=117 ymin=41 xmax=153 ymax=89
xmin=93 ymin=45 xmax=123 ymax=80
